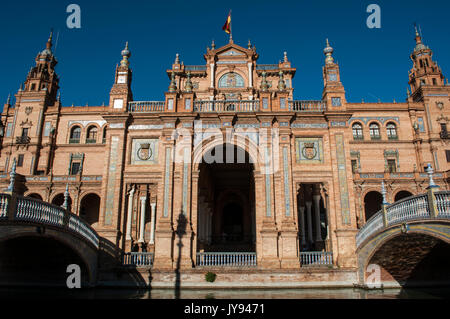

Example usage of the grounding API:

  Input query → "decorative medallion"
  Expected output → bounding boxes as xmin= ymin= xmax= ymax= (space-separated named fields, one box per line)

xmin=302 ymin=142 xmax=317 ymax=159
xmin=137 ymin=143 xmax=152 ymax=161
xmin=25 ymin=106 xmax=33 ymax=115
xmin=436 ymin=101 xmax=444 ymax=110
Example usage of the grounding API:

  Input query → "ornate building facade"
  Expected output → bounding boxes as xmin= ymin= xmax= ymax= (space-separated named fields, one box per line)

xmin=0 ymin=28 xmax=449 ymax=272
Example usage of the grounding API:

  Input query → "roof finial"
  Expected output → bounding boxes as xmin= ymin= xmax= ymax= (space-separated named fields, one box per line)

xmin=381 ymin=180 xmax=389 ymax=205
xmin=120 ymin=41 xmax=131 ymax=67
xmin=324 ymin=38 xmax=334 ymax=65
xmin=63 ymin=183 xmax=70 ymax=210
xmin=211 ymin=39 xmax=216 ymax=49
xmin=175 ymin=53 xmax=180 ymax=64
xmin=425 ymin=163 xmax=439 ymax=189
xmin=248 ymin=39 xmax=252 ymax=49
xmin=283 ymin=51 xmax=288 ymax=63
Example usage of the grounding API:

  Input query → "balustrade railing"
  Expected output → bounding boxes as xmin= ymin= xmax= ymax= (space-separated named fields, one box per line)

xmin=0 ymin=194 xmax=99 ymax=249
xmin=300 ymin=252 xmax=333 ymax=266
xmin=0 ymin=194 xmax=9 ymax=218
xmin=194 ymin=100 xmax=259 ymax=113
xmin=386 ymin=194 xmax=430 ymax=225
xmin=289 ymin=100 xmax=326 ymax=112
xmin=436 ymin=191 xmax=450 ymax=216
xmin=128 ymin=101 xmax=165 ymax=112
xmin=122 ymin=252 xmax=154 ymax=267
xmin=185 ymin=65 xmax=207 ymax=71
xmin=356 ymin=191 xmax=450 ymax=248
xmin=196 ymin=252 xmax=257 ymax=267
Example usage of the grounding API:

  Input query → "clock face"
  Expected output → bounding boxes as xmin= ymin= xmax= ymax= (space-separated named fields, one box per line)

xmin=328 ymin=73 xmax=337 ymax=81
xmin=117 ymin=75 xmax=126 ymax=84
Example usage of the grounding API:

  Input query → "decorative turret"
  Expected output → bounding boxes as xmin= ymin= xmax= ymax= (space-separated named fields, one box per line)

xmin=260 ymin=71 xmax=269 ymax=92
xmin=408 ymin=26 xmax=445 ymax=100
xmin=109 ymin=41 xmax=133 ymax=111
xmin=168 ymin=71 xmax=177 ymax=92
xmin=322 ymin=38 xmax=346 ymax=110
xmin=277 ymin=71 xmax=286 ymax=91
xmin=184 ymin=71 xmax=193 ymax=92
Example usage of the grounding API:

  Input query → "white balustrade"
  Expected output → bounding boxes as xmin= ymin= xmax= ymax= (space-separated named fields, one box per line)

xmin=122 ymin=252 xmax=154 ymax=267
xmin=435 ymin=192 xmax=450 ymax=217
xmin=194 ymin=100 xmax=259 ymax=113
xmin=300 ymin=251 xmax=333 ymax=266
xmin=289 ymin=100 xmax=326 ymax=112
xmin=0 ymin=194 xmax=9 ymax=218
xmin=128 ymin=101 xmax=165 ymax=112
xmin=196 ymin=252 xmax=257 ymax=267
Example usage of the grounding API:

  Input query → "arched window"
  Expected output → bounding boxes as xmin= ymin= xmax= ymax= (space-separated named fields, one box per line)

xmin=86 ymin=126 xmax=98 ymax=144
xmin=369 ymin=123 xmax=381 ymax=140
xmin=352 ymin=123 xmax=363 ymax=140
xmin=102 ymin=126 xmax=107 ymax=144
xmin=69 ymin=126 xmax=81 ymax=143
xmin=386 ymin=122 xmax=398 ymax=139
xmin=218 ymin=72 xmax=245 ymax=88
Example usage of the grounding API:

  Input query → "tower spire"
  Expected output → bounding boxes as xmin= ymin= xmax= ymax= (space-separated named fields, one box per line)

xmin=120 ymin=41 xmax=131 ymax=67
xmin=324 ymin=38 xmax=334 ymax=65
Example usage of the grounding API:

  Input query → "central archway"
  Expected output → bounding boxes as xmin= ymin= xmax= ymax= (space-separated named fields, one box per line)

xmin=197 ymin=143 xmax=256 ymax=252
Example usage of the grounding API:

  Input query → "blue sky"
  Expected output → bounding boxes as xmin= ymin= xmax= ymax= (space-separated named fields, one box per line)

xmin=1 ymin=0 xmax=449 ymax=109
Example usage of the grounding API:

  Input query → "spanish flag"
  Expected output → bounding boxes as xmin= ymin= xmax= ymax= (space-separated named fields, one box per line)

xmin=222 ymin=11 xmax=231 ymax=34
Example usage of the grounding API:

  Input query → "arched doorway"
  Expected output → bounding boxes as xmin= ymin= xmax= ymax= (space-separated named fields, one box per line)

xmin=26 ymin=193 xmax=42 ymax=200
xmin=79 ymin=193 xmax=101 ymax=227
xmin=394 ymin=190 xmax=413 ymax=202
xmin=364 ymin=191 xmax=383 ymax=221
xmin=52 ymin=193 xmax=72 ymax=212
xmin=197 ymin=143 xmax=255 ymax=252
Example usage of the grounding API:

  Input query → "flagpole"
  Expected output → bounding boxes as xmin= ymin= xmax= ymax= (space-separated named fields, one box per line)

xmin=229 ymin=10 xmax=233 ymax=43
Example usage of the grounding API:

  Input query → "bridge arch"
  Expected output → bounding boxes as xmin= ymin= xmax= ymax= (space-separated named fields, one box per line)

xmin=0 ymin=226 xmax=98 ymax=286
xmin=393 ymin=190 xmax=414 ymax=202
xmin=358 ymin=223 xmax=450 ymax=286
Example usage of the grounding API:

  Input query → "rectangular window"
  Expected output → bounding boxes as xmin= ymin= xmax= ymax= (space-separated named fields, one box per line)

xmin=387 ymin=159 xmax=396 ymax=173
xmin=17 ymin=154 xmax=24 ymax=167
xmin=280 ymin=98 xmax=286 ymax=109
xmin=6 ymin=123 xmax=12 ymax=137
xmin=185 ymin=98 xmax=191 ymax=110
xmin=332 ymin=97 xmax=341 ymax=107
xmin=70 ymin=162 xmax=81 ymax=175
xmin=167 ymin=98 xmax=174 ymax=110
xmin=351 ymin=160 xmax=358 ymax=173
xmin=43 ymin=122 xmax=51 ymax=137
xmin=446 ymin=150 xmax=450 ymax=163
xmin=22 ymin=128 xmax=29 ymax=137
xmin=262 ymin=98 xmax=268 ymax=109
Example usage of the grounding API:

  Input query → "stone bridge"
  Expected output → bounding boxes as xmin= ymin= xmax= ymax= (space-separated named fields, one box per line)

xmin=356 ymin=186 xmax=450 ymax=287
xmin=0 ymin=192 xmax=100 ymax=286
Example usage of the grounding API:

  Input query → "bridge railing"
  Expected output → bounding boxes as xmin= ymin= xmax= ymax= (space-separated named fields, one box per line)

xmin=122 ymin=252 xmax=154 ymax=267
xmin=196 ymin=252 xmax=257 ymax=267
xmin=0 ymin=194 xmax=99 ymax=249
xmin=300 ymin=252 xmax=333 ymax=266
xmin=356 ymin=191 xmax=450 ymax=248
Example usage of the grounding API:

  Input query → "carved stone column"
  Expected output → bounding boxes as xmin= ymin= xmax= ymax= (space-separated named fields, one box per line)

xmin=138 ymin=195 xmax=147 ymax=244
xmin=125 ymin=184 xmax=135 ymax=241
xmin=149 ymin=202 xmax=156 ymax=244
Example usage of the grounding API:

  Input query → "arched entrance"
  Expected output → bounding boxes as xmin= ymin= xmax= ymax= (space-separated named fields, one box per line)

xmin=364 ymin=191 xmax=383 ymax=221
xmin=52 ymin=193 xmax=72 ymax=212
xmin=79 ymin=193 xmax=101 ymax=228
xmin=394 ymin=190 xmax=413 ymax=202
xmin=197 ymin=143 xmax=255 ymax=252
xmin=26 ymin=193 xmax=42 ymax=200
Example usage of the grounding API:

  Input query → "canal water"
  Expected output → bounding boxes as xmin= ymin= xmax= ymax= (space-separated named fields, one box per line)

xmin=0 ymin=286 xmax=449 ymax=299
